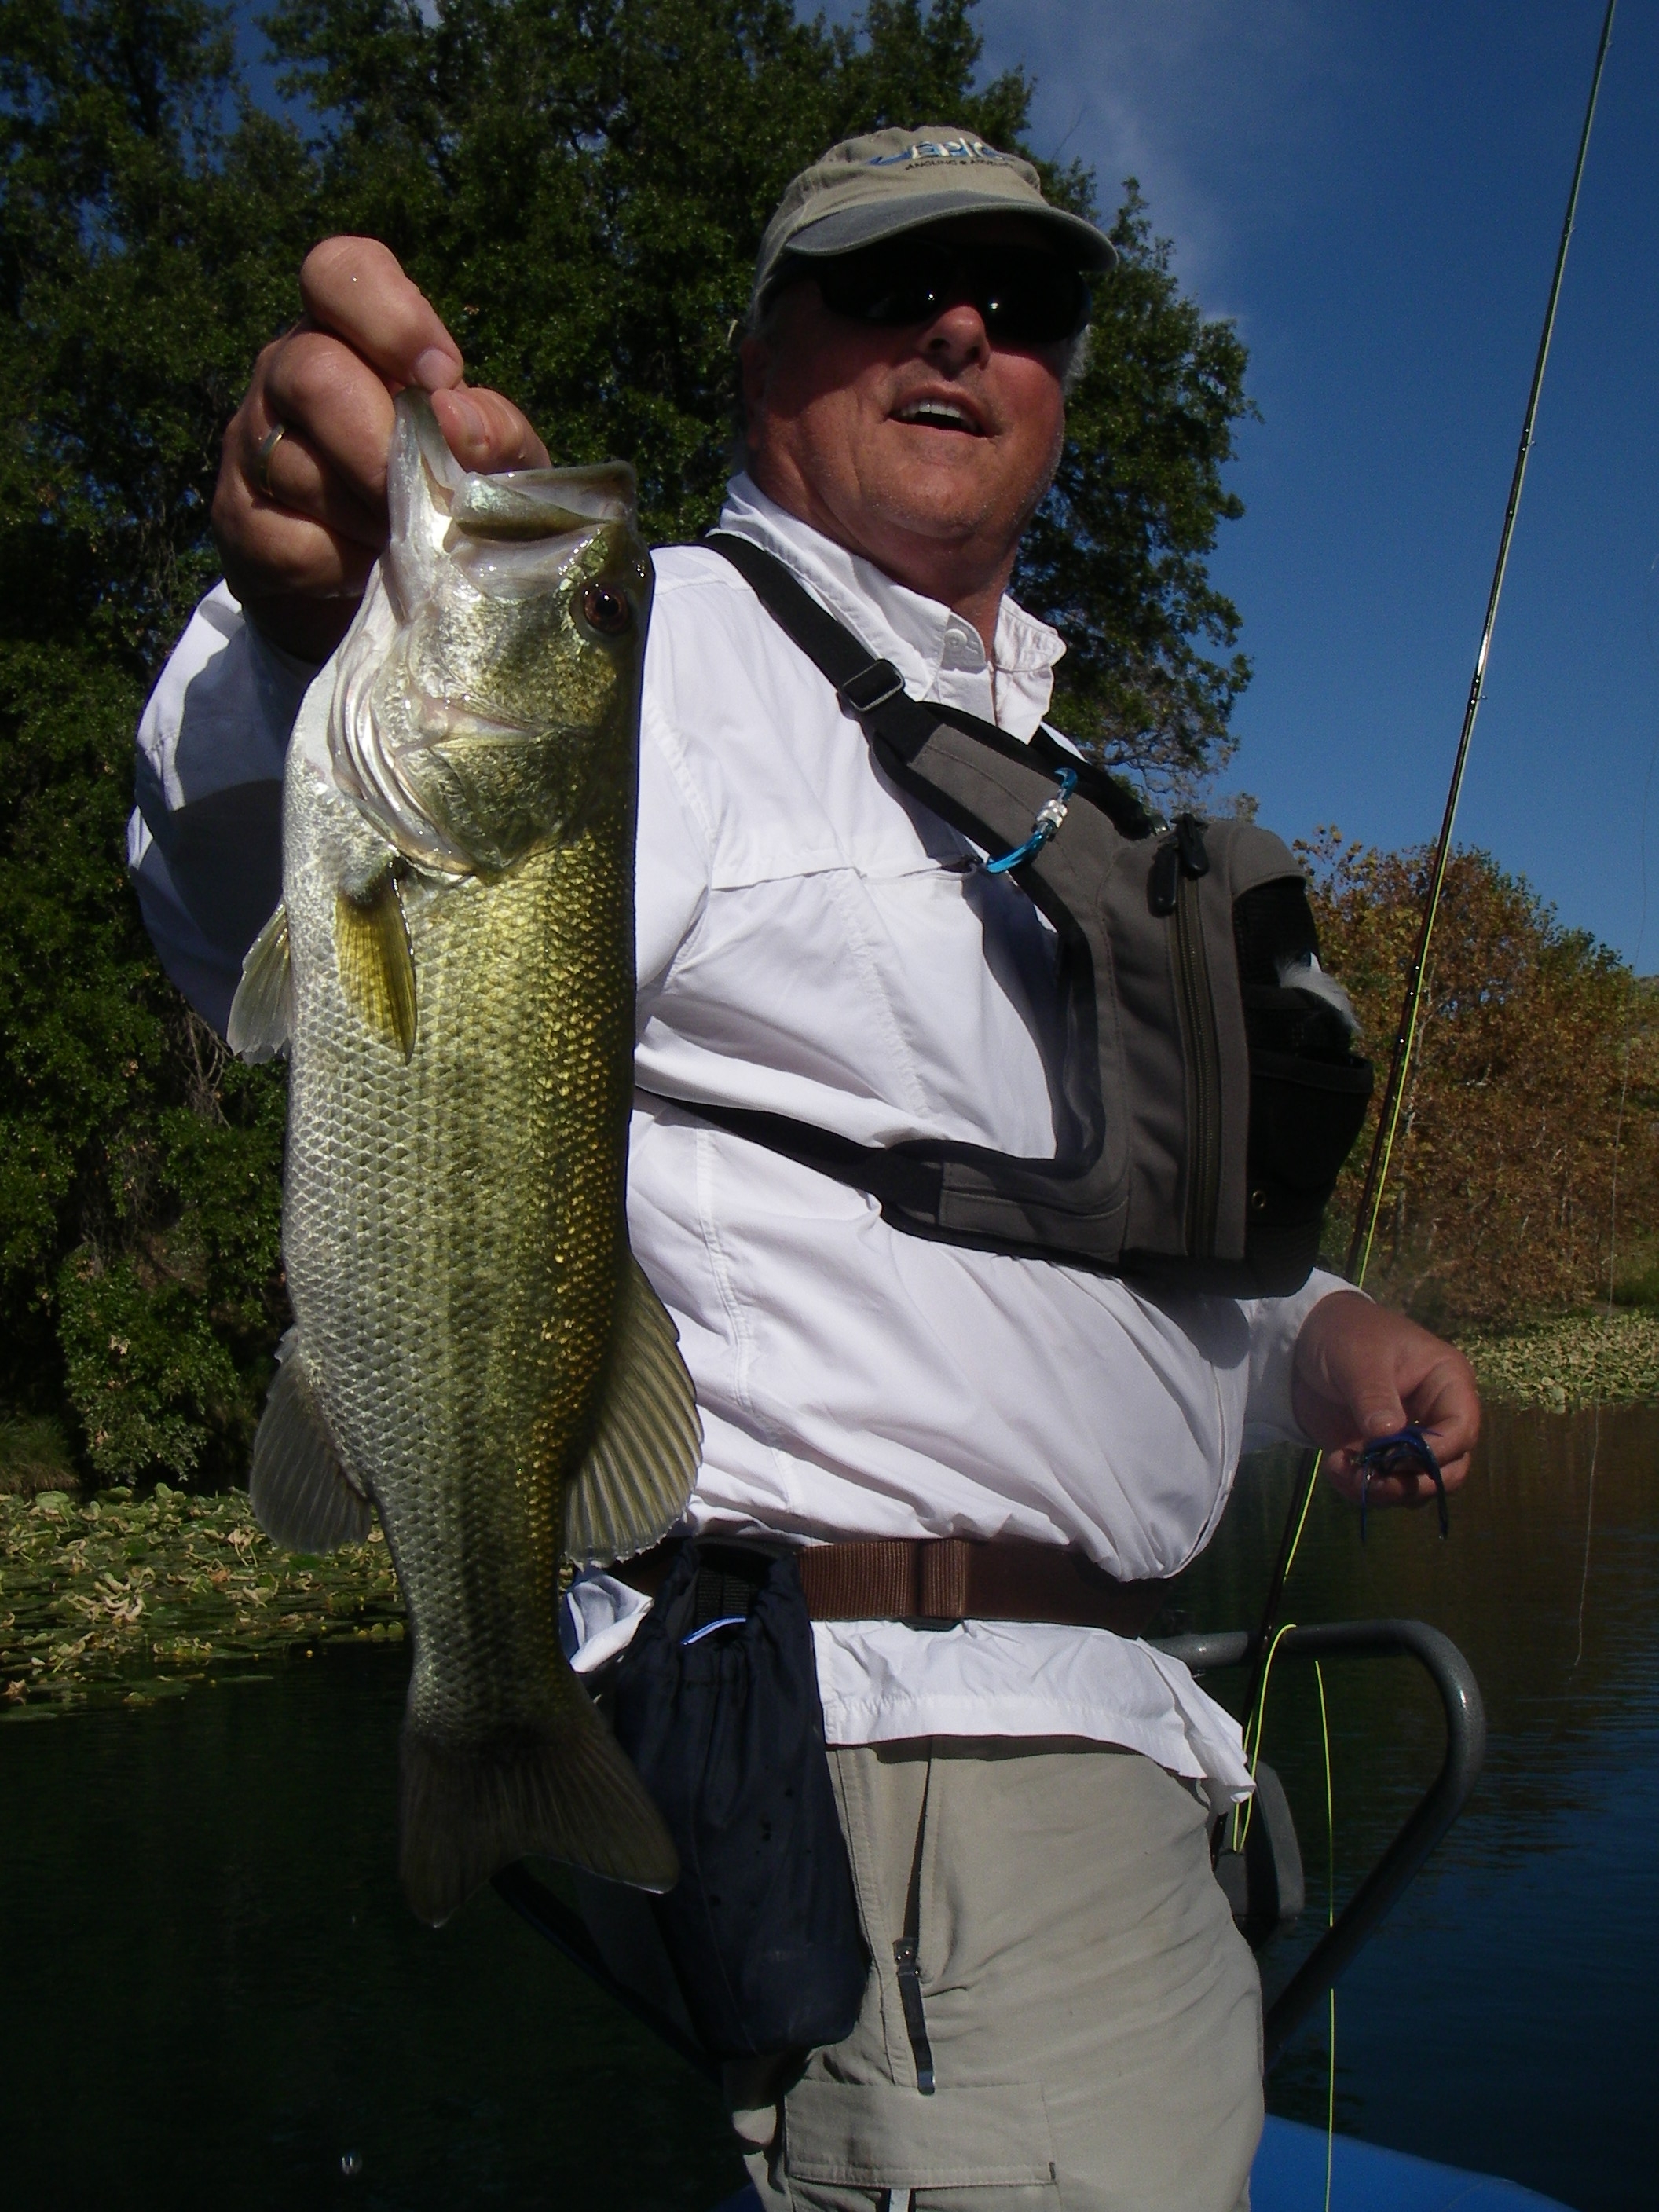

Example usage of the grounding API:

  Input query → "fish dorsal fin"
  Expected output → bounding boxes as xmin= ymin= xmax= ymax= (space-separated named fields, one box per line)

xmin=563 ymin=1258 xmax=701 ymax=1569
xmin=227 ymin=903 xmax=292 ymax=1063
xmin=250 ymin=1330 xmax=373 ymax=1552
xmin=335 ymin=868 xmax=418 ymax=1060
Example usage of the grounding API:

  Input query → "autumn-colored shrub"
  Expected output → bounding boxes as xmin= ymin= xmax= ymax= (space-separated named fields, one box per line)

xmin=1306 ymin=832 xmax=1659 ymax=1328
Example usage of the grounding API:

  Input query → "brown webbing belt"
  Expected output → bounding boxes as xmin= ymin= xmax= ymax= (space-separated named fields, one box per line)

xmin=614 ymin=1536 xmax=1169 ymax=1639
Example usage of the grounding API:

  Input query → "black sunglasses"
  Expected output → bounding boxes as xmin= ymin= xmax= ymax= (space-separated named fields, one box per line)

xmin=803 ymin=241 xmax=1092 ymax=348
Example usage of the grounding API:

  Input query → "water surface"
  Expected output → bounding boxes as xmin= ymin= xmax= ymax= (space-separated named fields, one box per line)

xmin=3 ymin=1404 xmax=1654 ymax=2208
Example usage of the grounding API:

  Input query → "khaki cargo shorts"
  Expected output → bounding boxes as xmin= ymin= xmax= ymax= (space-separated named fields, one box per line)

xmin=734 ymin=1738 xmax=1261 ymax=2212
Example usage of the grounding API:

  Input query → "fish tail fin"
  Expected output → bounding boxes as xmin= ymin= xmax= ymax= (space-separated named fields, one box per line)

xmin=398 ymin=1694 xmax=678 ymax=1927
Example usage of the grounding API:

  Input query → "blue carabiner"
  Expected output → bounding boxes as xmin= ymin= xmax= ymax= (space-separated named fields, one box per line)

xmin=983 ymin=765 xmax=1078 ymax=874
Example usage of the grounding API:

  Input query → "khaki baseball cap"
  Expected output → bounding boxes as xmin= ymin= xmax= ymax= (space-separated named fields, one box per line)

xmin=752 ymin=126 xmax=1116 ymax=316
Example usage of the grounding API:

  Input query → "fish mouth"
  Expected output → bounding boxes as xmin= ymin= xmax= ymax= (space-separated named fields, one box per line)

xmin=888 ymin=390 xmax=988 ymax=437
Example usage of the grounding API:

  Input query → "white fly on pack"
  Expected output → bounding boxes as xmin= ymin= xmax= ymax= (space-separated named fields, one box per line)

xmin=1278 ymin=953 xmax=1359 ymax=1035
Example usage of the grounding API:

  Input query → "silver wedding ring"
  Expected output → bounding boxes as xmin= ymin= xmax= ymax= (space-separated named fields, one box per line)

xmin=254 ymin=420 xmax=288 ymax=500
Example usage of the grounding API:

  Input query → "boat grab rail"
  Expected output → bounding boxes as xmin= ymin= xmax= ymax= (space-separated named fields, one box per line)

xmin=1151 ymin=1618 xmax=1486 ymax=2070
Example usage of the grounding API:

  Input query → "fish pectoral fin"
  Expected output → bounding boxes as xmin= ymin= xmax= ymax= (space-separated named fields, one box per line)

xmin=227 ymin=903 xmax=292 ymax=1063
xmin=399 ymin=1699 xmax=679 ymax=1925
xmin=249 ymin=1330 xmax=373 ymax=1553
xmin=335 ymin=866 xmax=418 ymax=1060
xmin=562 ymin=1258 xmax=702 ymax=1569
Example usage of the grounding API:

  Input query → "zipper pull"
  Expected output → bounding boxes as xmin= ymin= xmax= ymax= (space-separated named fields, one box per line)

xmin=1149 ymin=814 xmax=1210 ymax=917
xmin=1148 ymin=835 xmax=1181 ymax=916
xmin=1176 ymin=814 xmax=1210 ymax=878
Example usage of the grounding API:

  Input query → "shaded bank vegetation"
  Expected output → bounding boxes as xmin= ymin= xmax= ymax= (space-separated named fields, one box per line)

xmin=2 ymin=1482 xmax=403 ymax=1708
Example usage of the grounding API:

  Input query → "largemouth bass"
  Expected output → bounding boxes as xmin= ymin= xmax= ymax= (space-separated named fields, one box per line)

xmin=229 ymin=391 xmax=699 ymax=1924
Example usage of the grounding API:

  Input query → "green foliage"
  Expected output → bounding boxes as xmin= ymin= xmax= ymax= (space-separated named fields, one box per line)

xmin=2 ymin=1482 xmax=403 ymax=1708
xmin=0 ymin=636 xmax=289 ymax=1478
xmin=1456 ymin=1308 xmax=1659 ymax=1412
xmin=1020 ymin=185 xmax=1253 ymax=803
xmin=0 ymin=1408 xmax=77 ymax=1494
xmin=1 ymin=0 xmax=1256 ymax=1485
xmin=1 ymin=2 xmax=295 ymax=1481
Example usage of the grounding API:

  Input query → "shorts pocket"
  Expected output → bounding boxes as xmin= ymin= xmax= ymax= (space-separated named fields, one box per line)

xmin=784 ymin=2078 xmax=1057 ymax=2192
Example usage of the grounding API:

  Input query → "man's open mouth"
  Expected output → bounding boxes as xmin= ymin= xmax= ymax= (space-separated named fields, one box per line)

xmin=891 ymin=398 xmax=984 ymax=435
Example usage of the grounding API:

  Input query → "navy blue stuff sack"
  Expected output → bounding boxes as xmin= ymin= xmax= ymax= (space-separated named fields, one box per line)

xmin=609 ymin=1541 xmax=869 ymax=2060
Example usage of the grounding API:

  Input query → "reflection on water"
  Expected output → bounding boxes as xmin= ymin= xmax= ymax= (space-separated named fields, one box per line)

xmin=2 ymin=1405 xmax=1654 ymax=2210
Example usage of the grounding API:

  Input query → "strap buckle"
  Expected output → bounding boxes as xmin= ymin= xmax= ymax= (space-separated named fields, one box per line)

xmin=837 ymin=659 xmax=907 ymax=716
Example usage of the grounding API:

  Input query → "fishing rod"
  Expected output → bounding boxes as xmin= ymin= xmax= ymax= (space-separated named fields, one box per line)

xmin=1243 ymin=0 xmax=1619 ymax=1708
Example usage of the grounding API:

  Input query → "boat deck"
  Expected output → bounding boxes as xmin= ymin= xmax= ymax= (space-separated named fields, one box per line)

xmin=712 ymin=2115 xmax=1577 ymax=2210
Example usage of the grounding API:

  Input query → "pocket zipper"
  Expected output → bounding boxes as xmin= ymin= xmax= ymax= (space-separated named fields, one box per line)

xmin=1157 ymin=818 xmax=1221 ymax=1258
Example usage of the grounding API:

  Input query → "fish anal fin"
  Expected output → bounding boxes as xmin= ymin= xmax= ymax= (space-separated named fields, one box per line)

xmin=335 ymin=869 xmax=417 ymax=1060
xmin=228 ymin=903 xmax=292 ymax=1063
xmin=249 ymin=1331 xmax=372 ymax=1553
xmin=562 ymin=1258 xmax=701 ymax=1569
xmin=398 ymin=1697 xmax=679 ymax=1925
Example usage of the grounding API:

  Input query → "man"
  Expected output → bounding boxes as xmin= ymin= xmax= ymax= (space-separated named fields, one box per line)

xmin=132 ymin=129 xmax=1478 ymax=2211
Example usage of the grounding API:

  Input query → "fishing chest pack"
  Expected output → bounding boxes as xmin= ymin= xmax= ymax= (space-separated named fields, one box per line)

xmin=687 ymin=535 xmax=1374 ymax=1299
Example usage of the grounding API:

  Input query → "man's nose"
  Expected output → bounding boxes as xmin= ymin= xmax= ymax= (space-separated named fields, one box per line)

xmin=919 ymin=298 xmax=991 ymax=372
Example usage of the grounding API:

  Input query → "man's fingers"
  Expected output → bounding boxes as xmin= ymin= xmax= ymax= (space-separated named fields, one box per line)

xmin=298 ymin=236 xmax=463 ymax=393
xmin=1296 ymin=1292 xmax=1481 ymax=1514
xmin=262 ymin=328 xmax=402 ymax=515
xmin=235 ymin=412 xmax=388 ymax=549
xmin=1324 ymin=1461 xmax=1448 ymax=1510
xmin=430 ymin=385 xmax=551 ymax=471
xmin=216 ymin=455 xmax=379 ymax=605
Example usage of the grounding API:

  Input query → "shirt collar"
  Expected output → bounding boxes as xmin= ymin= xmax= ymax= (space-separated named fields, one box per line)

xmin=715 ymin=473 xmax=1064 ymax=741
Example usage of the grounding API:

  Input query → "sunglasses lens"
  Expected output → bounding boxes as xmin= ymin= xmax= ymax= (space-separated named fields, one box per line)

xmin=978 ymin=259 xmax=1090 ymax=343
xmin=816 ymin=247 xmax=1089 ymax=345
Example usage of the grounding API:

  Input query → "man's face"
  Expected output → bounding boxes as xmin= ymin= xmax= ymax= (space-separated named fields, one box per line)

xmin=739 ymin=218 xmax=1075 ymax=612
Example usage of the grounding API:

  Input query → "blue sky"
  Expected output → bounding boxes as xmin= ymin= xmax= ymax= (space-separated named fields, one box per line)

xmin=954 ymin=0 xmax=1659 ymax=965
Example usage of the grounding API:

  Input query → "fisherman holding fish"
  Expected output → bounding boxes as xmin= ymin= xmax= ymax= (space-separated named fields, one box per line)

xmin=133 ymin=130 xmax=1479 ymax=2212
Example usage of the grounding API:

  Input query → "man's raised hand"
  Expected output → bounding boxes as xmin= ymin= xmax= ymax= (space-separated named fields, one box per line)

xmin=211 ymin=237 xmax=548 ymax=661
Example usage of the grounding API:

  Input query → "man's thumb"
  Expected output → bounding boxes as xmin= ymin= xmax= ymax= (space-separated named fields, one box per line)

xmin=1355 ymin=1393 xmax=1408 ymax=1443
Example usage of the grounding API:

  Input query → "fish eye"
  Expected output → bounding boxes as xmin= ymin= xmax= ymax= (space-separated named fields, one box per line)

xmin=580 ymin=583 xmax=632 ymax=637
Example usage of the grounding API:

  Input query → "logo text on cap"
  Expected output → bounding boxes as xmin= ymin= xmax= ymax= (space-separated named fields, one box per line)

xmin=866 ymin=136 xmax=1009 ymax=168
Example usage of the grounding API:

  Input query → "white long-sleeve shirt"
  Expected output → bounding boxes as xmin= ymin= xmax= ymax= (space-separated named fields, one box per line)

xmin=131 ymin=474 xmax=1342 ymax=1800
